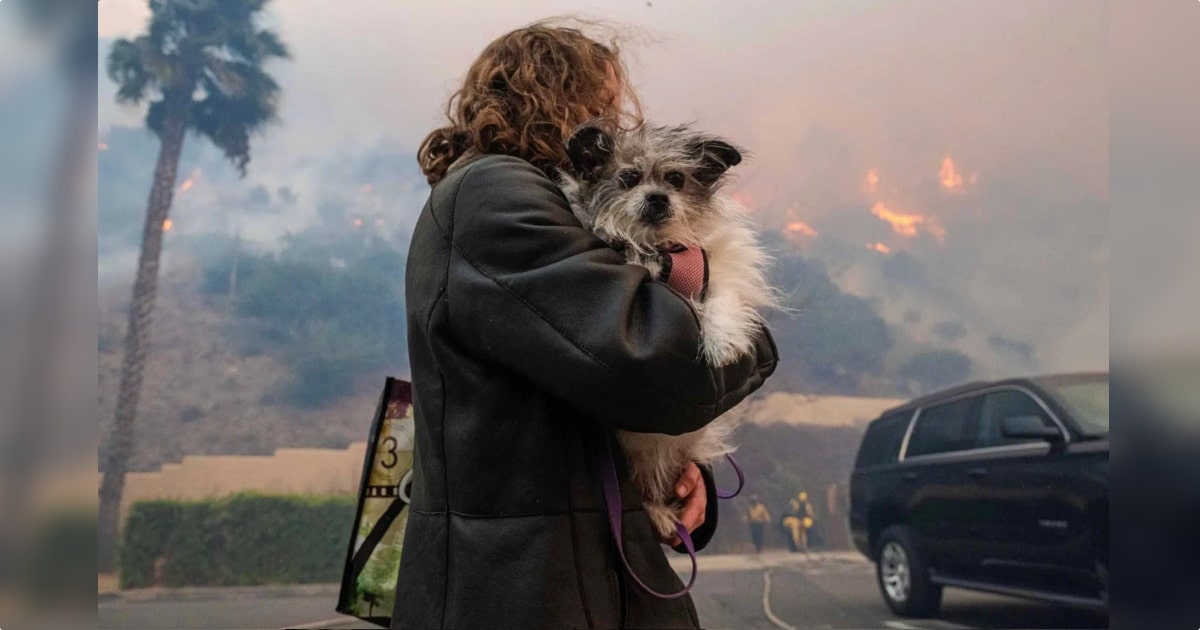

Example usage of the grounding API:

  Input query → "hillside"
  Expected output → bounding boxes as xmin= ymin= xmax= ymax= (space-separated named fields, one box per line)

xmin=99 ymin=262 xmax=874 ymax=551
xmin=98 ymin=258 xmax=393 ymax=473
xmin=98 ymin=259 xmax=875 ymax=490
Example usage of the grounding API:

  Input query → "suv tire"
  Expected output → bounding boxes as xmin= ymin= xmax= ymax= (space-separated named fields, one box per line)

xmin=875 ymin=525 xmax=943 ymax=617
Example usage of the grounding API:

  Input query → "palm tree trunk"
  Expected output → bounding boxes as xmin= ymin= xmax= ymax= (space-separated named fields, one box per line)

xmin=97 ymin=112 xmax=187 ymax=572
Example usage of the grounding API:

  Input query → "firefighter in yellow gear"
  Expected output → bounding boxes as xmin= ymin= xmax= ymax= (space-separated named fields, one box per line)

xmin=781 ymin=491 xmax=816 ymax=553
xmin=747 ymin=495 xmax=771 ymax=552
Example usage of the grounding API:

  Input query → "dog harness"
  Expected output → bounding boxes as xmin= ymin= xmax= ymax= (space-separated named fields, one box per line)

xmin=660 ymin=246 xmax=709 ymax=301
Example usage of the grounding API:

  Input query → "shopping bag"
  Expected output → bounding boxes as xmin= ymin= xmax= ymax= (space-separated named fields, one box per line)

xmin=335 ymin=377 xmax=415 ymax=627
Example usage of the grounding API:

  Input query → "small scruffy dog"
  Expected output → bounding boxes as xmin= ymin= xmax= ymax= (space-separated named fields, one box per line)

xmin=559 ymin=122 xmax=777 ymax=539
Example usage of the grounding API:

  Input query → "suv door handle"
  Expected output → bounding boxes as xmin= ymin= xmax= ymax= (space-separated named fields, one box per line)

xmin=902 ymin=472 xmax=918 ymax=482
xmin=967 ymin=468 xmax=988 ymax=479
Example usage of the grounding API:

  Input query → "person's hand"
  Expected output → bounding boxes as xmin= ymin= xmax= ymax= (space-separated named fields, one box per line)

xmin=661 ymin=462 xmax=706 ymax=547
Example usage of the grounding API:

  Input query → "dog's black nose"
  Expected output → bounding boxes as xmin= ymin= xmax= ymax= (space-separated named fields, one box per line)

xmin=644 ymin=192 xmax=671 ymax=223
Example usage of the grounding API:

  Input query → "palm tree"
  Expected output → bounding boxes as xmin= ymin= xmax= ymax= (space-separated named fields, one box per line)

xmin=98 ymin=0 xmax=289 ymax=571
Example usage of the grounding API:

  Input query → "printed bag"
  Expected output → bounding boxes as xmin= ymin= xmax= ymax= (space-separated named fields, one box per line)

xmin=336 ymin=377 xmax=415 ymax=627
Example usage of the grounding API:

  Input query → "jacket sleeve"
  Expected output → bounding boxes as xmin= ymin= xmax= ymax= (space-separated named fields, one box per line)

xmin=441 ymin=155 xmax=778 ymax=435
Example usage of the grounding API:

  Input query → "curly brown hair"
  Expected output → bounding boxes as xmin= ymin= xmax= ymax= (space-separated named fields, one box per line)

xmin=418 ymin=19 xmax=643 ymax=186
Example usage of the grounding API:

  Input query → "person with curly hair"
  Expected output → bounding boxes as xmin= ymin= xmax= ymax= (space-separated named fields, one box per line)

xmin=395 ymin=19 xmax=777 ymax=629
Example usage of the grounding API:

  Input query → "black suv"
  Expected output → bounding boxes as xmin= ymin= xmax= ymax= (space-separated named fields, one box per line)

xmin=849 ymin=373 xmax=1109 ymax=617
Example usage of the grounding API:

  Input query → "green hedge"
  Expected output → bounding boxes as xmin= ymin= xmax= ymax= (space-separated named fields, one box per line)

xmin=119 ymin=493 xmax=355 ymax=589
xmin=119 ymin=500 xmax=182 ymax=588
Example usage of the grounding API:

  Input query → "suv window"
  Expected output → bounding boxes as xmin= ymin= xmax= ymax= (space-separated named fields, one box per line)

xmin=855 ymin=412 xmax=911 ymax=469
xmin=976 ymin=389 xmax=1059 ymax=448
xmin=905 ymin=397 xmax=979 ymax=458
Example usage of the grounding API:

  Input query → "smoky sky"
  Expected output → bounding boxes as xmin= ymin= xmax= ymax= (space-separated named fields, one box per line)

xmin=98 ymin=0 xmax=1108 ymax=379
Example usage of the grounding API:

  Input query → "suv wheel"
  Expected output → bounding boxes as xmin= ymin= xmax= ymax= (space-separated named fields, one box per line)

xmin=875 ymin=525 xmax=943 ymax=617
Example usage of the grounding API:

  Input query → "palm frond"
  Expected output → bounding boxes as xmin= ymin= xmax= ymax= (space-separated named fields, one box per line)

xmin=255 ymin=30 xmax=291 ymax=61
xmin=107 ymin=38 xmax=152 ymax=104
xmin=216 ymin=26 xmax=290 ymax=65
xmin=146 ymin=100 xmax=171 ymax=136
xmin=112 ymin=0 xmax=288 ymax=173
xmin=201 ymin=53 xmax=281 ymax=100
xmin=191 ymin=65 xmax=281 ymax=174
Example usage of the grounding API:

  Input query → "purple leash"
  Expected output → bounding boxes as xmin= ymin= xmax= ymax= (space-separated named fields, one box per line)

xmin=599 ymin=437 xmax=698 ymax=599
xmin=715 ymin=453 xmax=746 ymax=500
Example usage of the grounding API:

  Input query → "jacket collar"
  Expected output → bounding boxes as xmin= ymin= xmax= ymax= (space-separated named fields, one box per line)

xmin=446 ymin=148 xmax=484 ymax=177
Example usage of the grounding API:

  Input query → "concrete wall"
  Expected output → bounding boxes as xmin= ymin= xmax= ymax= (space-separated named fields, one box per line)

xmin=104 ymin=442 xmax=369 ymax=528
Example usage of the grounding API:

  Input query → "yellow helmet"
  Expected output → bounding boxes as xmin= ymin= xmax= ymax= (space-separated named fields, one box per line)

xmin=798 ymin=492 xmax=808 ymax=502
xmin=803 ymin=516 xmax=814 ymax=528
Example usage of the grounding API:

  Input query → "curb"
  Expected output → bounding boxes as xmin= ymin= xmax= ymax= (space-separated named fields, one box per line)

xmin=100 ymin=582 xmax=341 ymax=604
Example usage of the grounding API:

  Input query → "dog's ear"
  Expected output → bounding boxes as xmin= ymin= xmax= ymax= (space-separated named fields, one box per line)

xmin=690 ymin=138 xmax=743 ymax=186
xmin=567 ymin=124 xmax=614 ymax=181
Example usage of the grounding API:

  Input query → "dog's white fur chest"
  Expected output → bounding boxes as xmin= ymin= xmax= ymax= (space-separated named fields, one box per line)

xmin=558 ymin=123 xmax=776 ymax=538
xmin=604 ymin=199 xmax=774 ymax=538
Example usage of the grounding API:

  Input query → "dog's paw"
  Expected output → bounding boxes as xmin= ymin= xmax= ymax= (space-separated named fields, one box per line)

xmin=697 ymin=297 xmax=759 ymax=367
xmin=646 ymin=503 xmax=681 ymax=540
xmin=701 ymin=334 xmax=748 ymax=367
xmin=641 ymin=257 xmax=666 ymax=280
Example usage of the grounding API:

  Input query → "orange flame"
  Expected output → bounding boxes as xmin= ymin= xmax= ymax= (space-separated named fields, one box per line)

xmin=867 ymin=242 xmax=891 ymax=254
xmin=785 ymin=221 xmax=818 ymax=237
xmin=352 ymin=218 xmax=363 ymax=228
xmin=177 ymin=169 xmax=200 ymax=193
xmin=939 ymin=156 xmax=964 ymax=192
xmin=865 ymin=168 xmax=879 ymax=193
xmin=98 ymin=142 xmax=109 ymax=151
xmin=871 ymin=202 xmax=921 ymax=237
xmin=870 ymin=202 xmax=946 ymax=242
xmin=162 ymin=219 xmax=173 ymax=232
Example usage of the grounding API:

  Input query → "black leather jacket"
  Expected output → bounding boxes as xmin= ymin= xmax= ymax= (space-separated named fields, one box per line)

xmin=392 ymin=154 xmax=778 ymax=629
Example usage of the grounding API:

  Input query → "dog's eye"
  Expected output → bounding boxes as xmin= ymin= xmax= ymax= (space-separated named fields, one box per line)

xmin=665 ymin=171 xmax=686 ymax=189
xmin=617 ymin=169 xmax=641 ymax=189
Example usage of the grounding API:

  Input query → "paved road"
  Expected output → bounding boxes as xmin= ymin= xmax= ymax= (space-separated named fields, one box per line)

xmin=98 ymin=552 xmax=1107 ymax=629
xmin=684 ymin=554 xmax=1107 ymax=630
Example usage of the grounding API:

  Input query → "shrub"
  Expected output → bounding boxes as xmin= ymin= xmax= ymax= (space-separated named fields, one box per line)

xmin=119 ymin=493 xmax=355 ymax=588
xmin=119 ymin=500 xmax=183 ymax=589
